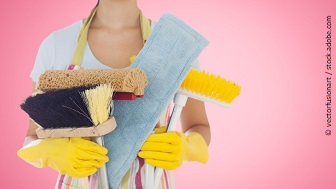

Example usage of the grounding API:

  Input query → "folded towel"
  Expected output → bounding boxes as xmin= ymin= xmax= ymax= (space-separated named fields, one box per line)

xmin=104 ymin=12 xmax=209 ymax=189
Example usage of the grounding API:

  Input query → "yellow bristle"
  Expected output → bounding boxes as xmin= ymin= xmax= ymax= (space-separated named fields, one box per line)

xmin=82 ymin=84 xmax=114 ymax=125
xmin=212 ymin=75 xmax=223 ymax=99
xmin=200 ymin=71 xmax=210 ymax=95
xmin=206 ymin=74 xmax=215 ymax=96
xmin=181 ymin=69 xmax=241 ymax=104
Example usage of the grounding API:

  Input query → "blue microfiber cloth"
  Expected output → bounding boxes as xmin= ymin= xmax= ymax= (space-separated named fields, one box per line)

xmin=104 ymin=12 xmax=209 ymax=188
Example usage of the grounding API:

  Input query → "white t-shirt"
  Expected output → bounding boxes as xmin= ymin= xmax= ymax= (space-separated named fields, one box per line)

xmin=30 ymin=20 xmax=201 ymax=82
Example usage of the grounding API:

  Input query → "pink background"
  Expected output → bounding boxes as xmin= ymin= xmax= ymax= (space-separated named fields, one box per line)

xmin=1 ymin=0 xmax=335 ymax=188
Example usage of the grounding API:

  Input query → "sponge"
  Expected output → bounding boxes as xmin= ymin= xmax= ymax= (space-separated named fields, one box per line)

xmin=37 ymin=68 xmax=148 ymax=96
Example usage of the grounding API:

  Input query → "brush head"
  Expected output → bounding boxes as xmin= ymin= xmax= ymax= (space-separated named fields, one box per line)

xmin=21 ymin=86 xmax=98 ymax=129
xmin=180 ymin=69 xmax=241 ymax=105
xmin=82 ymin=84 xmax=114 ymax=126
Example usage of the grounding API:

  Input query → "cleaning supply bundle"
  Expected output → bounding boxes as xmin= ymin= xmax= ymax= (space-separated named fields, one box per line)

xmin=19 ymin=68 xmax=149 ymax=189
xmin=19 ymin=4 xmax=230 ymax=188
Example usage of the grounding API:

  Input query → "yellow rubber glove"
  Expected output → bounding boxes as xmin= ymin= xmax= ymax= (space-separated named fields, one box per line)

xmin=138 ymin=131 xmax=209 ymax=170
xmin=17 ymin=137 xmax=109 ymax=178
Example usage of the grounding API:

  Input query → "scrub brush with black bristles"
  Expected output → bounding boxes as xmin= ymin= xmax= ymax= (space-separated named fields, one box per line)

xmin=20 ymin=84 xmax=116 ymax=138
xmin=20 ymin=83 xmax=115 ymax=189
xmin=151 ymin=68 xmax=241 ymax=189
xmin=20 ymin=86 xmax=94 ymax=129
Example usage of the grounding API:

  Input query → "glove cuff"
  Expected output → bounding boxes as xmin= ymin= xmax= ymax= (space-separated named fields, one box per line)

xmin=183 ymin=132 xmax=209 ymax=164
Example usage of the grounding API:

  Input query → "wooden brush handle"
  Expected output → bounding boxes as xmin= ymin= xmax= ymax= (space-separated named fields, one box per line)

xmin=35 ymin=117 xmax=117 ymax=139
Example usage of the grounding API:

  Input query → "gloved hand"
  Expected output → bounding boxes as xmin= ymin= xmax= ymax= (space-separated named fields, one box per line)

xmin=17 ymin=137 xmax=109 ymax=178
xmin=138 ymin=130 xmax=208 ymax=170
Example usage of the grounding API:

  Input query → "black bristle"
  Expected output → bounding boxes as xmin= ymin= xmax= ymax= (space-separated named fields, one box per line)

xmin=20 ymin=86 xmax=97 ymax=129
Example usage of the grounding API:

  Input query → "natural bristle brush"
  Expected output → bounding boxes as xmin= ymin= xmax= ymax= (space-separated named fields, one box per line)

xmin=149 ymin=68 xmax=241 ymax=189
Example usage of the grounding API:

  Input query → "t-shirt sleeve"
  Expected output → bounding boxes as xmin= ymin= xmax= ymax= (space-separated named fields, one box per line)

xmin=30 ymin=33 xmax=55 ymax=82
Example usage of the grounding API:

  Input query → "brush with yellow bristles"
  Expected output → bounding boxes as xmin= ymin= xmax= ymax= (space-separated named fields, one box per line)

xmin=179 ymin=69 xmax=241 ymax=107
xmin=146 ymin=68 xmax=241 ymax=189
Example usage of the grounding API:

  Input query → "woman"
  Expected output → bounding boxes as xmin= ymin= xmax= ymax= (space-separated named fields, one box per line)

xmin=17 ymin=0 xmax=211 ymax=188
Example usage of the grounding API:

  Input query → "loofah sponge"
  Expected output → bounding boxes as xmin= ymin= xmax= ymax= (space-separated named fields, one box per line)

xmin=37 ymin=68 xmax=148 ymax=95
